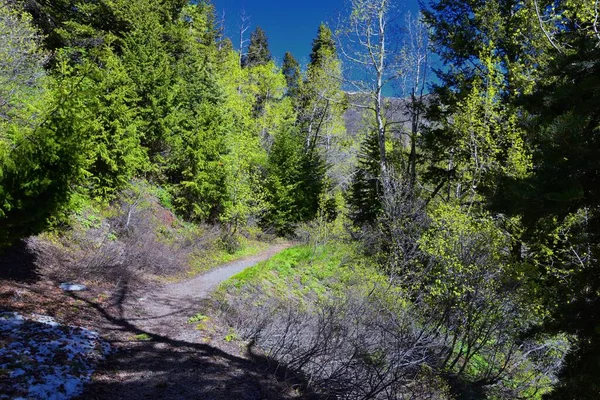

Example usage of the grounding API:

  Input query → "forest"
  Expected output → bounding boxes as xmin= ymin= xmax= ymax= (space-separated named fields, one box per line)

xmin=0 ymin=0 xmax=599 ymax=399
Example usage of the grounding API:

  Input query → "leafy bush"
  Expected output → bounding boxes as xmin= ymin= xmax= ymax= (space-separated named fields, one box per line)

xmin=0 ymin=4 xmax=88 ymax=248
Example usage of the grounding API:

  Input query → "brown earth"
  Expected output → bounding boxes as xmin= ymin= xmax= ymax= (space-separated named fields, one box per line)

xmin=1 ymin=242 xmax=319 ymax=400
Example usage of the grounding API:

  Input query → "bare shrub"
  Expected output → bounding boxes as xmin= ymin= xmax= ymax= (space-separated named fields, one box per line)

xmin=224 ymin=170 xmax=564 ymax=398
xmin=29 ymin=185 xmax=214 ymax=285
xmin=220 ymin=285 xmax=451 ymax=400
xmin=374 ymin=171 xmax=430 ymax=281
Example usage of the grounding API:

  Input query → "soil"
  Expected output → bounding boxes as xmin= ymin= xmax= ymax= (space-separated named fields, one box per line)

xmin=1 ymin=242 xmax=317 ymax=400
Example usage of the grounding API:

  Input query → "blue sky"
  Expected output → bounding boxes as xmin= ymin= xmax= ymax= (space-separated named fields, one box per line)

xmin=212 ymin=0 xmax=422 ymax=67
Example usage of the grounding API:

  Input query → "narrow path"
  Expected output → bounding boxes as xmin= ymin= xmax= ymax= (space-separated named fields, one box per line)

xmin=132 ymin=243 xmax=291 ymax=341
xmin=77 ymin=243 xmax=302 ymax=400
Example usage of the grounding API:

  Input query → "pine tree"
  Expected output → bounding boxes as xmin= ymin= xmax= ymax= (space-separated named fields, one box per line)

xmin=163 ymin=2 xmax=230 ymax=222
xmin=74 ymin=47 xmax=147 ymax=198
xmin=347 ymin=131 xmax=382 ymax=226
xmin=309 ymin=23 xmax=336 ymax=68
xmin=282 ymin=51 xmax=301 ymax=98
xmin=0 ymin=3 xmax=89 ymax=247
xmin=491 ymin=32 xmax=600 ymax=399
xmin=242 ymin=26 xmax=271 ymax=68
xmin=263 ymin=124 xmax=327 ymax=235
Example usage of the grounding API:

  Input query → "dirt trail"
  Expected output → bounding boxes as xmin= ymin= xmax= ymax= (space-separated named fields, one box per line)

xmin=132 ymin=243 xmax=290 ymax=341
xmin=76 ymin=242 xmax=304 ymax=400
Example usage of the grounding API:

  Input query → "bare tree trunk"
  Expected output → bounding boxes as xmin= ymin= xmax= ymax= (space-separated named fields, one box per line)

xmin=375 ymin=0 xmax=389 ymax=192
xmin=409 ymin=89 xmax=418 ymax=191
xmin=238 ymin=9 xmax=250 ymax=68
xmin=337 ymin=2 xmax=431 ymax=197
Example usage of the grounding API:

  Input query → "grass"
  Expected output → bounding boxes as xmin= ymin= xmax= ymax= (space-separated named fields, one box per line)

xmin=218 ymin=242 xmax=392 ymax=303
xmin=187 ymin=313 xmax=209 ymax=324
xmin=133 ymin=333 xmax=152 ymax=341
xmin=187 ymin=237 xmax=272 ymax=277
xmin=215 ymin=235 xmax=562 ymax=399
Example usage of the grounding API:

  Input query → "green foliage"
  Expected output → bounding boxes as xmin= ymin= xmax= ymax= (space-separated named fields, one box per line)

xmin=261 ymin=23 xmax=347 ymax=235
xmin=423 ymin=1 xmax=600 ymax=395
xmin=3 ymin=0 xmax=345 ymax=246
xmin=133 ymin=333 xmax=152 ymax=341
xmin=166 ymin=103 xmax=228 ymax=222
xmin=0 ymin=5 xmax=90 ymax=247
xmin=217 ymin=50 xmax=272 ymax=234
xmin=490 ymin=25 xmax=600 ymax=398
xmin=242 ymin=26 xmax=271 ymax=68
xmin=65 ymin=47 xmax=147 ymax=199
xmin=282 ymin=51 xmax=301 ymax=98
xmin=300 ymin=24 xmax=347 ymax=188
xmin=418 ymin=203 xmax=561 ymax=397
xmin=309 ymin=23 xmax=336 ymax=68
xmin=187 ymin=313 xmax=209 ymax=324
xmin=263 ymin=124 xmax=327 ymax=235
xmin=423 ymin=42 xmax=532 ymax=206
xmin=118 ymin=1 xmax=179 ymax=162
xmin=221 ymin=243 xmax=382 ymax=301
xmin=224 ymin=328 xmax=238 ymax=342
xmin=347 ymin=131 xmax=382 ymax=225
xmin=423 ymin=0 xmax=550 ymax=99
xmin=5 ymin=1 xmax=594 ymax=395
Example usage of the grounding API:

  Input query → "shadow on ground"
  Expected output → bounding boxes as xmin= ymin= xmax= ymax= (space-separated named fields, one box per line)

xmin=72 ymin=285 xmax=324 ymax=400
xmin=0 ymin=240 xmax=40 ymax=283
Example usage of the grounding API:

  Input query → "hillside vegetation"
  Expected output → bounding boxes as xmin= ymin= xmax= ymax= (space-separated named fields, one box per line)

xmin=1 ymin=0 xmax=599 ymax=398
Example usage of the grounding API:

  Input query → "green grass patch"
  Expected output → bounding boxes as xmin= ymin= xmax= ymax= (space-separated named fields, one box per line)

xmin=187 ymin=313 xmax=209 ymax=324
xmin=187 ymin=238 xmax=271 ymax=277
xmin=219 ymin=242 xmax=392 ymax=302
xmin=133 ymin=333 xmax=152 ymax=341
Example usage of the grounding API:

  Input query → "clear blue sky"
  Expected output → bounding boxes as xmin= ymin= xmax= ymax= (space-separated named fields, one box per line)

xmin=212 ymin=0 xmax=421 ymax=67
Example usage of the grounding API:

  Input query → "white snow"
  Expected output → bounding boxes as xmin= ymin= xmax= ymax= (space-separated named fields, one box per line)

xmin=0 ymin=311 xmax=110 ymax=399
xmin=59 ymin=283 xmax=88 ymax=292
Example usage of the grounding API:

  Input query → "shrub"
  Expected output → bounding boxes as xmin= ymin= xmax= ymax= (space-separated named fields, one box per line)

xmin=29 ymin=182 xmax=207 ymax=284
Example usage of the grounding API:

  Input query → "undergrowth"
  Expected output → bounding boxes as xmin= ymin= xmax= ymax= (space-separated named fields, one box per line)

xmin=28 ymin=180 xmax=274 ymax=286
xmin=214 ymin=215 xmax=563 ymax=400
xmin=219 ymin=243 xmax=388 ymax=301
xmin=216 ymin=241 xmax=448 ymax=400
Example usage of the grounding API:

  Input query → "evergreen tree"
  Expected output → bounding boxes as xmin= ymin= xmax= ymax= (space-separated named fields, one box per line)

xmin=282 ymin=51 xmax=301 ymax=98
xmin=422 ymin=0 xmax=550 ymax=100
xmin=73 ymin=47 xmax=147 ymax=198
xmin=425 ymin=0 xmax=600 ymax=396
xmin=347 ymin=131 xmax=382 ymax=225
xmin=242 ymin=26 xmax=271 ymax=68
xmin=309 ymin=23 xmax=336 ymax=68
xmin=262 ymin=23 xmax=345 ymax=234
xmin=163 ymin=2 xmax=230 ymax=222
xmin=0 ymin=4 xmax=88 ymax=247
xmin=17 ymin=0 xmax=188 ymax=53
xmin=422 ymin=0 xmax=546 ymax=204
xmin=263 ymin=124 xmax=327 ymax=235
xmin=118 ymin=3 xmax=178 ymax=162
xmin=491 ymin=32 xmax=600 ymax=399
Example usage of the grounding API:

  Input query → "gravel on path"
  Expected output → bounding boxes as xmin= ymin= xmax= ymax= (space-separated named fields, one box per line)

xmin=76 ymin=242 xmax=306 ymax=400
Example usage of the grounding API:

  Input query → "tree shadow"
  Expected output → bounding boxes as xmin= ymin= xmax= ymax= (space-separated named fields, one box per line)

xmin=0 ymin=240 xmax=40 ymax=283
xmin=71 ymin=288 xmax=326 ymax=400
xmin=443 ymin=374 xmax=489 ymax=400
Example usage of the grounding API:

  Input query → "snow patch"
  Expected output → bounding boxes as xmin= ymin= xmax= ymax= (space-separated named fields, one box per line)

xmin=59 ymin=283 xmax=87 ymax=291
xmin=0 ymin=311 xmax=110 ymax=399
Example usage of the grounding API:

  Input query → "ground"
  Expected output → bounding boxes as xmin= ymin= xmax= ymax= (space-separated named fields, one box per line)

xmin=1 ymin=242 xmax=320 ymax=400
